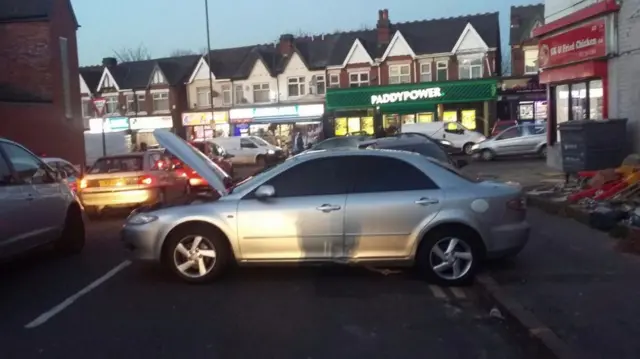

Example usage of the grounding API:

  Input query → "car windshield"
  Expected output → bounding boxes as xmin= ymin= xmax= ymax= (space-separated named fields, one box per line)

xmin=89 ymin=156 xmax=143 ymax=173
xmin=251 ymin=137 xmax=270 ymax=146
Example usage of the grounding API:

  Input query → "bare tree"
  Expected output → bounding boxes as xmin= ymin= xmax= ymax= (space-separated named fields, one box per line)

xmin=501 ymin=50 xmax=512 ymax=76
xmin=113 ymin=44 xmax=152 ymax=62
xmin=169 ymin=49 xmax=197 ymax=57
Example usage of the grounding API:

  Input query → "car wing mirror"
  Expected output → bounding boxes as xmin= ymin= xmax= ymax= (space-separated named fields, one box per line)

xmin=255 ymin=185 xmax=275 ymax=199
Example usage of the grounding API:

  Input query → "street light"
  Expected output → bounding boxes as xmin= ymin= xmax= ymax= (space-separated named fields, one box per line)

xmin=204 ymin=0 xmax=215 ymax=137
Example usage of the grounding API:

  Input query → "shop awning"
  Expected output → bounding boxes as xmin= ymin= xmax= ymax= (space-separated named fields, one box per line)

xmin=326 ymin=79 xmax=497 ymax=111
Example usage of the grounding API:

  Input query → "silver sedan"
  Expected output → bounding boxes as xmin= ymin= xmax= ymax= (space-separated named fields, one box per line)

xmin=121 ymin=129 xmax=530 ymax=286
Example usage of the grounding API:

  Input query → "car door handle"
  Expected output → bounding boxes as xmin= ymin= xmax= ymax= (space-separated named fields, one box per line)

xmin=316 ymin=204 xmax=341 ymax=212
xmin=415 ymin=197 xmax=439 ymax=205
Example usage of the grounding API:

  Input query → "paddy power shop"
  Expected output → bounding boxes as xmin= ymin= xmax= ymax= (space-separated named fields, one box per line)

xmin=325 ymin=79 xmax=498 ymax=136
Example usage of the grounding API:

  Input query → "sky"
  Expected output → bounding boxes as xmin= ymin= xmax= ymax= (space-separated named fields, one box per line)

xmin=72 ymin=0 xmax=541 ymax=66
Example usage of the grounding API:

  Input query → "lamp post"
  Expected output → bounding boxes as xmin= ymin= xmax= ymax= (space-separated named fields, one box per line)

xmin=204 ymin=0 xmax=215 ymax=137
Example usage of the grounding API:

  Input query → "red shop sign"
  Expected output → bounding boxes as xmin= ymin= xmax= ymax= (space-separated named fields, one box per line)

xmin=538 ymin=18 xmax=606 ymax=69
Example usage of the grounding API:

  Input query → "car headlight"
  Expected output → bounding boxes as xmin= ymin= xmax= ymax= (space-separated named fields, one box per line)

xmin=127 ymin=213 xmax=158 ymax=225
xmin=477 ymin=136 xmax=487 ymax=142
xmin=471 ymin=144 xmax=480 ymax=151
xmin=439 ymin=139 xmax=453 ymax=146
xmin=267 ymin=149 xmax=275 ymax=154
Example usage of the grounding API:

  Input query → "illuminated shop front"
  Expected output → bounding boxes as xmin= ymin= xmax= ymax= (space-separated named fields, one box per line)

xmin=181 ymin=111 xmax=230 ymax=140
xmin=325 ymin=79 xmax=498 ymax=136
xmin=87 ymin=117 xmax=130 ymax=134
xmin=129 ymin=116 xmax=173 ymax=147
xmin=497 ymin=76 xmax=547 ymax=123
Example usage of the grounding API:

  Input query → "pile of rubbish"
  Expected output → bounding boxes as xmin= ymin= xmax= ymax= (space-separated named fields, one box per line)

xmin=526 ymin=154 xmax=640 ymax=232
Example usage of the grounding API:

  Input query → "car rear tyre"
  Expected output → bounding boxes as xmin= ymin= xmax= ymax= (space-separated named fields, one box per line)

xmin=416 ymin=227 xmax=482 ymax=286
xmin=539 ymin=145 xmax=547 ymax=158
xmin=462 ymin=143 xmax=474 ymax=155
xmin=54 ymin=206 xmax=85 ymax=255
xmin=481 ymin=149 xmax=495 ymax=161
xmin=163 ymin=224 xmax=231 ymax=283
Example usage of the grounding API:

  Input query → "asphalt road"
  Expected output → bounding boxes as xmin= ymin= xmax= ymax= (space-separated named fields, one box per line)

xmin=0 ymin=158 xmax=550 ymax=359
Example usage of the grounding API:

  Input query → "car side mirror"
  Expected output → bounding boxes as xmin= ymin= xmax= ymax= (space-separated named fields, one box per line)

xmin=456 ymin=159 xmax=468 ymax=168
xmin=255 ymin=184 xmax=275 ymax=199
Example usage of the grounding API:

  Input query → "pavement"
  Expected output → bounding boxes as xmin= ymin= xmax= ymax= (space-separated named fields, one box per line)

xmin=0 ymin=157 xmax=579 ymax=359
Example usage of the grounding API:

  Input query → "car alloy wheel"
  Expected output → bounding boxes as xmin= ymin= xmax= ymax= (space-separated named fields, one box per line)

xmin=428 ymin=237 xmax=473 ymax=281
xmin=463 ymin=143 xmax=474 ymax=155
xmin=481 ymin=149 xmax=494 ymax=161
xmin=173 ymin=235 xmax=217 ymax=278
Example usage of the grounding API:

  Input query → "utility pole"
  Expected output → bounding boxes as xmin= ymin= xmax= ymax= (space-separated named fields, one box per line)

xmin=204 ymin=0 xmax=215 ymax=136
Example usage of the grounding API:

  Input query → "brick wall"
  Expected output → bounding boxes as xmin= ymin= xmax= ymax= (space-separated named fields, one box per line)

xmin=511 ymin=47 xmax=525 ymax=76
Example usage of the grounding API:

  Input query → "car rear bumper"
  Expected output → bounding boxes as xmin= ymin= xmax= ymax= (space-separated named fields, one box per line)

xmin=121 ymin=224 xmax=163 ymax=261
xmin=79 ymin=188 xmax=160 ymax=208
xmin=485 ymin=221 xmax=530 ymax=259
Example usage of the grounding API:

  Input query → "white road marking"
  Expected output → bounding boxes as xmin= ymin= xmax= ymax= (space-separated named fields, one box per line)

xmin=24 ymin=260 xmax=131 ymax=329
xmin=428 ymin=285 xmax=448 ymax=299
xmin=450 ymin=287 xmax=467 ymax=299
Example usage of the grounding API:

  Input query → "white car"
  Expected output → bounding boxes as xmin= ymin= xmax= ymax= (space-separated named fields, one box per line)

xmin=209 ymin=136 xmax=285 ymax=166
xmin=402 ymin=122 xmax=486 ymax=155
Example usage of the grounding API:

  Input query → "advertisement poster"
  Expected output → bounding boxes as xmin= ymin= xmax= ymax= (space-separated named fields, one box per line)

xmin=461 ymin=110 xmax=477 ymax=130
xmin=442 ymin=111 xmax=458 ymax=123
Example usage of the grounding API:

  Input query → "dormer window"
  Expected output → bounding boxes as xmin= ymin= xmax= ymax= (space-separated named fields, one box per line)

xmin=151 ymin=70 xmax=166 ymax=85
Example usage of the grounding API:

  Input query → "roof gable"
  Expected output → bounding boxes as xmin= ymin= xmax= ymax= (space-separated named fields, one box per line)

xmin=149 ymin=66 xmax=167 ymax=86
xmin=96 ymin=67 xmax=120 ymax=91
xmin=248 ymin=58 xmax=272 ymax=79
xmin=343 ymin=39 xmax=374 ymax=66
xmin=79 ymin=74 xmax=91 ymax=95
xmin=281 ymin=52 xmax=309 ymax=73
xmin=451 ymin=23 xmax=489 ymax=54
xmin=188 ymin=57 xmax=215 ymax=83
xmin=510 ymin=4 xmax=545 ymax=45
xmin=380 ymin=31 xmax=416 ymax=60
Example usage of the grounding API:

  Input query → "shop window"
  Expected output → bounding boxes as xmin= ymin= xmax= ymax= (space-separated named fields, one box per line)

xmin=288 ymin=76 xmax=306 ymax=97
xmin=221 ymin=84 xmax=231 ymax=105
xmin=436 ymin=62 xmax=448 ymax=81
xmin=420 ymin=63 xmax=432 ymax=82
xmin=329 ymin=74 xmax=340 ymax=88
xmin=335 ymin=118 xmax=347 ymax=136
xmin=589 ymin=80 xmax=604 ymax=120
xmin=442 ymin=111 xmax=457 ymax=123
xmin=361 ymin=117 xmax=374 ymax=135
xmin=458 ymin=57 xmax=483 ymax=80
xmin=252 ymin=83 xmax=270 ymax=103
xmin=152 ymin=92 xmax=170 ymax=112
xmin=349 ymin=72 xmax=369 ymax=87
xmin=524 ymin=49 xmax=539 ymax=74
xmin=313 ymin=75 xmax=326 ymax=95
xmin=389 ymin=64 xmax=411 ymax=84
xmin=81 ymin=98 xmax=91 ymax=118
xmin=105 ymin=95 xmax=119 ymax=114
xmin=417 ymin=113 xmax=434 ymax=123
xmin=555 ymin=84 xmax=570 ymax=141
xmin=461 ymin=110 xmax=477 ymax=130
xmin=571 ymin=82 xmax=587 ymax=121
xmin=196 ymin=87 xmax=211 ymax=108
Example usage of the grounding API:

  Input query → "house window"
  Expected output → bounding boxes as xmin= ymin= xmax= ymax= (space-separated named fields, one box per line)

xmin=152 ymin=92 xmax=170 ymax=112
xmin=436 ymin=61 xmax=448 ymax=81
xmin=420 ymin=63 xmax=432 ymax=82
xmin=59 ymin=37 xmax=71 ymax=119
xmin=81 ymin=98 xmax=91 ymax=118
xmin=458 ymin=57 xmax=483 ymax=79
xmin=288 ymin=76 xmax=306 ymax=97
xmin=389 ymin=64 xmax=411 ymax=84
xmin=221 ymin=84 xmax=231 ymax=105
xmin=349 ymin=72 xmax=369 ymax=87
xmin=105 ymin=96 xmax=119 ymax=114
xmin=253 ymin=83 xmax=270 ymax=103
xmin=126 ymin=94 xmax=137 ymax=113
xmin=234 ymin=84 xmax=245 ymax=104
xmin=524 ymin=49 xmax=539 ymax=74
xmin=137 ymin=94 xmax=146 ymax=112
xmin=314 ymin=75 xmax=326 ymax=95
xmin=329 ymin=74 xmax=340 ymax=88
xmin=151 ymin=70 xmax=166 ymax=85
xmin=196 ymin=87 xmax=210 ymax=108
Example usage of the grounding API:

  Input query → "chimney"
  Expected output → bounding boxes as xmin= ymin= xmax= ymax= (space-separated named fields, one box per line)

xmin=102 ymin=57 xmax=117 ymax=67
xmin=510 ymin=14 xmax=521 ymax=28
xmin=377 ymin=9 xmax=391 ymax=45
xmin=278 ymin=34 xmax=294 ymax=56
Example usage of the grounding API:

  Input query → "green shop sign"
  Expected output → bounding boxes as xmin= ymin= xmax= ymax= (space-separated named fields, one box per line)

xmin=326 ymin=79 xmax=497 ymax=112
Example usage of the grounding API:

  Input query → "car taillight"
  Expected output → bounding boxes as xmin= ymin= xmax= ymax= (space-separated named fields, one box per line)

xmin=506 ymin=197 xmax=526 ymax=211
xmin=79 ymin=179 xmax=87 ymax=189
xmin=138 ymin=175 xmax=154 ymax=185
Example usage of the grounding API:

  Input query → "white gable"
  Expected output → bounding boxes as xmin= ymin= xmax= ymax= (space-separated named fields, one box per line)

xmin=79 ymin=75 xmax=91 ymax=95
xmin=188 ymin=57 xmax=216 ymax=83
xmin=96 ymin=67 xmax=119 ymax=91
xmin=343 ymin=39 xmax=374 ymax=66
xmin=150 ymin=68 xmax=167 ymax=85
xmin=248 ymin=59 xmax=271 ymax=79
xmin=381 ymin=31 xmax=415 ymax=60
xmin=282 ymin=52 xmax=307 ymax=73
xmin=451 ymin=23 xmax=489 ymax=54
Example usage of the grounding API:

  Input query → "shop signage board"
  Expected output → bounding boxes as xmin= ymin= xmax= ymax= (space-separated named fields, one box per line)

xmin=88 ymin=117 xmax=129 ymax=133
xmin=538 ymin=18 xmax=606 ymax=69
xmin=229 ymin=104 xmax=325 ymax=121
xmin=326 ymin=79 xmax=497 ymax=111
xmin=130 ymin=116 xmax=173 ymax=130
xmin=182 ymin=111 xmax=228 ymax=126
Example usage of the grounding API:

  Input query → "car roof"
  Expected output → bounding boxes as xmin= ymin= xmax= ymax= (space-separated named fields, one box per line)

xmin=296 ymin=147 xmax=424 ymax=161
xmin=42 ymin=157 xmax=67 ymax=163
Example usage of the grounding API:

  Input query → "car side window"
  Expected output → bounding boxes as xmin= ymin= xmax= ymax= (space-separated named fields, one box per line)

xmin=0 ymin=152 xmax=15 ymax=185
xmin=347 ymin=156 xmax=438 ymax=193
xmin=258 ymin=157 xmax=350 ymax=198
xmin=62 ymin=163 xmax=79 ymax=177
xmin=240 ymin=138 xmax=258 ymax=149
xmin=496 ymin=127 xmax=521 ymax=140
xmin=1 ymin=143 xmax=54 ymax=185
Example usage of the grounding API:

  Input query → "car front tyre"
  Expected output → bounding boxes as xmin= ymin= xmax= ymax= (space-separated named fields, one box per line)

xmin=54 ymin=206 xmax=85 ymax=255
xmin=416 ymin=228 xmax=482 ymax=286
xmin=163 ymin=224 xmax=231 ymax=284
xmin=481 ymin=149 xmax=495 ymax=161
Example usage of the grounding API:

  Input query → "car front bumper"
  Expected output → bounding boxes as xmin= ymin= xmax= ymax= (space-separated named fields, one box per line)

xmin=121 ymin=222 xmax=164 ymax=261
xmin=485 ymin=221 xmax=530 ymax=259
xmin=79 ymin=188 xmax=161 ymax=208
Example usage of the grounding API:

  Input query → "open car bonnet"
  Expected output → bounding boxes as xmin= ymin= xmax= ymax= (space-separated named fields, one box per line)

xmin=153 ymin=129 xmax=228 ymax=196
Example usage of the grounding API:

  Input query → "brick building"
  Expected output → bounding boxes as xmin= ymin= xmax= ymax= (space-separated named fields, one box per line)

xmin=0 ymin=0 xmax=85 ymax=165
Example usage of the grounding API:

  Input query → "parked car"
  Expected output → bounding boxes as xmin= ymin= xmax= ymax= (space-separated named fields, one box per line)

xmin=390 ymin=132 xmax=459 ymax=155
xmin=490 ymin=120 xmax=517 ymax=137
xmin=402 ymin=122 xmax=486 ymax=155
xmin=77 ymin=150 xmax=189 ymax=217
xmin=42 ymin=157 xmax=81 ymax=193
xmin=121 ymin=129 xmax=529 ymax=286
xmin=309 ymin=136 xmax=372 ymax=151
xmin=365 ymin=134 xmax=468 ymax=168
xmin=471 ymin=124 xmax=547 ymax=161
xmin=189 ymin=140 xmax=234 ymax=177
xmin=209 ymin=136 xmax=285 ymax=167
xmin=0 ymin=138 xmax=85 ymax=259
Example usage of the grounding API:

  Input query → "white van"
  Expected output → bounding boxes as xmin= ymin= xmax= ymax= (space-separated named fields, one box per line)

xmin=401 ymin=122 xmax=486 ymax=155
xmin=210 ymin=136 xmax=285 ymax=166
